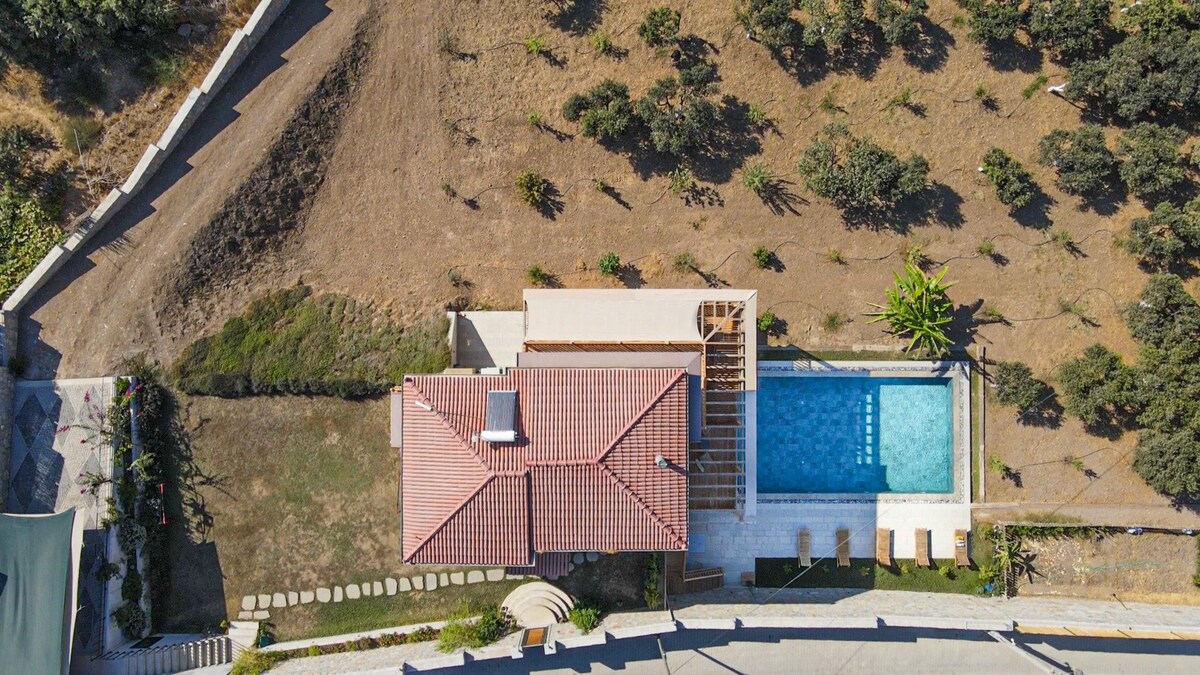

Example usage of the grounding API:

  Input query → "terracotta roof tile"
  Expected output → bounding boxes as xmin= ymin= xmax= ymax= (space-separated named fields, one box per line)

xmin=400 ymin=368 xmax=688 ymax=565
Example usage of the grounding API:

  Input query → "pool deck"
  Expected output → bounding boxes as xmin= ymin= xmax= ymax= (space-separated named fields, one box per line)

xmin=689 ymin=502 xmax=972 ymax=585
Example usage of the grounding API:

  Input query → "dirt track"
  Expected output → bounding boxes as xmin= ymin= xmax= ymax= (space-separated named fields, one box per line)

xmin=19 ymin=1 xmax=1193 ymax=512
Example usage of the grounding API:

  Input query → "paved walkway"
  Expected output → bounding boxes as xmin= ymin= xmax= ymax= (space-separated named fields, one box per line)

xmin=974 ymin=503 xmax=1200 ymax=529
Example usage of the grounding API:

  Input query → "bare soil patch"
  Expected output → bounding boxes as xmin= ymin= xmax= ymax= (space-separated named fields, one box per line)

xmin=1018 ymin=533 xmax=1200 ymax=605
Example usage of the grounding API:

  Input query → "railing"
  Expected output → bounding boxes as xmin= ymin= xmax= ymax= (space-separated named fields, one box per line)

xmin=99 ymin=635 xmax=237 ymax=675
xmin=680 ymin=567 xmax=725 ymax=594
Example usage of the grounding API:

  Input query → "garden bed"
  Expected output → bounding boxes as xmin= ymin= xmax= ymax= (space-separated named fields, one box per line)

xmin=755 ymin=557 xmax=994 ymax=595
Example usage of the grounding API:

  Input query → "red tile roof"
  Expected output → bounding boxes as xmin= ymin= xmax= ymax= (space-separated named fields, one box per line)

xmin=400 ymin=369 xmax=689 ymax=565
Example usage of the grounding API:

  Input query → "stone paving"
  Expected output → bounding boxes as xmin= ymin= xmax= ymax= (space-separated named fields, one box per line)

xmin=236 ymin=568 xmax=526 ymax=621
xmin=6 ymin=377 xmax=118 ymax=658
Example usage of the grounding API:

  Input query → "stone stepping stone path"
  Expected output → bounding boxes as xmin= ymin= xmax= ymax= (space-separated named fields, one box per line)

xmin=239 ymin=566 xmax=524 ymax=620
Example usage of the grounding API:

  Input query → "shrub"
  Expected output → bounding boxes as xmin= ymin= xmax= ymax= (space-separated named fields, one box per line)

xmin=874 ymin=0 xmax=928 ymax=46
xmin=96 ymin=561 xmax=121 ymax=583
xmin=515 ymin=170 xmax=550 ymax=207
xmin=526 ymin=111 xmax=543 ymax=128
xmin=1026 ymin=0 xmax=1112 ymax=61
xmin=800 ymin=0 xmax=867 ymax=50
xmin=1058 ymin=344 xmax=1137 ymax=427
xmin=112 ymin=602 xmax=147 ymax=640
xmin=590 ymin=30 xmax=614 ymax=54
xmin=437 ymin=607 xmax=513 ymax=652
xmin=746 ymin=102 xmax=768 ymax=126
xmin=229 ymin=648 xmax=283 ymax=675
xmin=741 ymin=161 xmax=776 ymax=197
xmin=981 ymin=147 xmax=1036 ymax=210
xmin=736 ymin=0 xmax=802 ymax=49
xmin=16 ymin=0 xmax=176 ymax=56
xmin=561 ymin=80 xmax=635 ymax=140
xmin=668 ymin=166 xmax=697 ymax=195
xmin=866 ymin=264 xmax=955 ymax=357
xmin=526 ymin=264 xmax=550 ymax=286
xmin=638 ymin=6 xmax=681 ymax=47
xmin=827 ymin=248 xmax=846 ymax=264
xmin=977 ymin=241 xmax=996 ymax=257
xmin=796 ymin=123 xmax=929 ymax=212
xmin=568 ymin=604 xmax=603 ymax=633
xmin=1123 ymin=273 xmax=1200 ymax=349
xmin=1133 ymin=431 xmax=1200 ymax=497
xmin=644 ymin=554 xmax=663 ymax=609
xmin=1116 ymin=123 xmax=1188 ymax=202
xmin=757 ymin=311 xmax=778 ymax=333
xmin=973 ymin=85 xmax=997 ymax=108
xmin=523 ymin=36 xmax=548 ymax=55
xmin=673 ymin=252 xmax=697 ymax=273
xmin=992 ymin=361 xmax=1048 ymax=411
xmin=938 ymin=562 xmax=955 ymax=578
xmin=0 ymin=187 xmax=62 ymax=301
xmin=120 ymin=565 xmax=142 ymax=602
xmin=963 ymin=0 xmax=1022 ymax=44
xmin=1037 ymin=126 xmax=1117 ymax=196
xmin=118 ymin=522 xmax=147 ymax=553
xmin=1123 ymin=200 xmax=1200 ymax=269
xmin=598 ymin=252 xmax=621 ymax=276
xmin=989 ymin=455 xmax=1009 ymax=475
xmin=822 ymin=312 xmax=849 ymax=332
xmin=752 ymin=246 xmax=774 ymax=269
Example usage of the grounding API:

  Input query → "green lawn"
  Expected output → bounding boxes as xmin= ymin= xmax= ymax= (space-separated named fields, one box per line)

xmin=755 ymin=557 xmax=996 ymax=595
xmin=278 ymin=580 xmax=527 ymax=641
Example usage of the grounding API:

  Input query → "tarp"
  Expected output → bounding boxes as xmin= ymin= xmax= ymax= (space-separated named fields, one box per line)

xmin=524 ymin=290 xmax=705 ymax=343
xmin=0 ymin=509 xmax=80 ymax=675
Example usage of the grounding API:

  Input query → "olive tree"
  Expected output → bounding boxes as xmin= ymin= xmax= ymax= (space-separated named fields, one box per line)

xmin=874 ymin=0 xmax=928 ymax=46
xmin=1025 ymin=0 xmax=1111 ymax=61
xmin=1067 ymin=29 xmax=1200 ymax=120
xmin=796 ymin=123 xmax=929 ymax=212
xmin=800 ymin=0 xmax=866 ymax=50
xmin=735 ymin=0 xmax=802 ymax=49
xmin=637 ymin=6 xmax=680 ymax=47
xmin=15 ymin=0 xmax=175 ymax=55
xmin=561 ymin=80 xmax=635 ymax=140
xmin=634 ymin=73 xmax=721 ymax=156
xmin=992 ymin=361 xmax=1050 ymax=412
xmin=1037 ymin=125 xmax=1116 ymax=196
xmin=962 ymin=0 xmax=1023 ymax=44
xmin=1058 ymin=343 xmax=1137 ymax=428
xmin=1123 ymin=200 xmax=1200 ymax=269
xmin=1115 ymin=123 xmax=1188 ymax=202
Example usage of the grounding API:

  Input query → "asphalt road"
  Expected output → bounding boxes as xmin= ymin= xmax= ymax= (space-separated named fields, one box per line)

xmin=433 ymin=627 xmax=1200 ymax=674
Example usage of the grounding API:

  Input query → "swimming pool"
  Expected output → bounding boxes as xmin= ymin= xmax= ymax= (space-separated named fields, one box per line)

xmin=756 ymin=375 xmax=954 ymax=494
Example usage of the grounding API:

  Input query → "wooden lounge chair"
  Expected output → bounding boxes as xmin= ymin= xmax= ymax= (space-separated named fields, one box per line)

xmin=836 ymin=528 xmax=851 ymax=567
xmin=876 ymin=528 xmax=892 ymax=567
xmin=955 ymin=529 xmax=970 ymax=567
xmin=915 ymin=528 xmax=931 ymax=568
xmin=797 ymin=529 xmax=812 ymax=567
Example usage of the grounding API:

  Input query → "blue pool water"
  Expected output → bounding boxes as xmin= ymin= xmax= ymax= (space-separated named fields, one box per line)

xmin=756 ymin=376 xmax=954 ymax=494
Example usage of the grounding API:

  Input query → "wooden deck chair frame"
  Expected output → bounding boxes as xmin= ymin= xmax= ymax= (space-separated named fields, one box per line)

xmin=915 ymin=528 xmax=931 ymax=568
xmin=954 ymin=529 xmax=970 ymax=568
xmin=836 ymin=528 xmax=851 ymax=568
xmin=875 ymin=528 xmax=892 ymax=567
xmin=797 ymin=529 xmax=812 ymax=567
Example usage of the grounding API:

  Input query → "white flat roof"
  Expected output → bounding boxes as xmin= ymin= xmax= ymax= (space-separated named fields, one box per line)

xmin=523 ymin=288 xmax=756 ymax=344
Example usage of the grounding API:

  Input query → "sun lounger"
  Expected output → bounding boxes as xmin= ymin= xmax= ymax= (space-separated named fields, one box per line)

xmin=915 ymin=528 xmax=931 ymax=568
xmin=797 ymin=529 xmax=812 ymax=567
xmin=836 ymin=528 xmax=851 ymax=567
xmin=955 ymin=529 xmax=970 ymax=567
xmin=876 ymin=528 xmax=892 ymax=566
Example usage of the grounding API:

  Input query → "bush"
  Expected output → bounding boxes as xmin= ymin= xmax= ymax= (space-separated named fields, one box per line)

xmin=120 ymin=565 xmax=142 ymax=602
xmin=590 ymin=30 xmax=614 ymax=54
xmin=796 ymin=123 xmax=928 ymax=212
xmin=118 ymin=522 xmax=147 ymax=553
xmin=229 ymin=648 xmax=283 ymax=675
xmin=981 ymin=147 xmax=1036 ymax=210
xmin=800 ymin=0 xmax=867 ymax=50
xmin=526 ymin=264 xmax=550 ymax=286
xmin=741 ymin=161 xmax=776 ymax=197
xmin=1026 ymin=0 xmax=1112 ymax=61
xmin=1133 ymin=430 xmax=1200 ymax=497
xmin=1037 ymin=126 xmax=1116 ymax=196
xmin=0 ymin=186 xmax=62 ymax=301
xmin=568 ymin=604 xmax=602 ymax=633
xmin=14 ymin=0 xmax=177 ymax=56
xmin=112 ymin=602 xmax=147 ymax=640
xmin=515 ymin=170 xmax=550 ymax=207
xmin=437 ymin=607 xmax=513 ymax=652
xmin=644 ymin=554 xmax=663 ymax=609
xmin=866 ymin=264 xmax=955 ymax=356
xmin=1123 ymin=274 xmax=1200 ymax=349
xmin=736 ymin=0 xmax=802 ymax=49
xmin=874 ymin=0 xmax=928 ymax=46
xmin=1116 ymin=123 xmax=1188 ymax=202
xmin=752 ymin=246 xmax=774 ymax=269
xmin=963 ymin=0 xmax=1022 ymax=44
xmin=673 ymin=252 xmax=697 ymax=273
xmin=598 ymin=252 xmax=621 ymax=276
xmin=992 ymin=361 xmax=1048 ymax=411
xmin=638 ymin=6 xmax=681 ymax=47
xmin=1058 ymin=344 xmax=1136 ymax=427
xmin=561 ymin=80 xmax=635 ymax=140
xmin=1123 ymin=200 xmax=1200 ymax=269
xmin=757 ymin=311 xmax=778 ymax=333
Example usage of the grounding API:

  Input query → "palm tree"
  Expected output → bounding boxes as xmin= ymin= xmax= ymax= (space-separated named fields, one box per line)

xmin=867 ymin=263 xmax=956 ymax=356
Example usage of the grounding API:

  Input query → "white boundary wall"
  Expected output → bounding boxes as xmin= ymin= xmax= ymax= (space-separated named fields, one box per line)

xmin=0 ymin=0 xmax=294 ymax=318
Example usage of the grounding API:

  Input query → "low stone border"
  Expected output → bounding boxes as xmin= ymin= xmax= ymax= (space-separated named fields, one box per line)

xmin=237 ymin=568 xmax=518 ymax=621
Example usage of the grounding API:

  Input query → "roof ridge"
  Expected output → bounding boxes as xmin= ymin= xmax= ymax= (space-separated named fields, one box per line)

xmin=596 ymin=369 xmax=687 ymax=465
xmin=410 ymin=383 xmax=491 ymax=473
xmin=596 ymin=463 xmax=687 ymax=548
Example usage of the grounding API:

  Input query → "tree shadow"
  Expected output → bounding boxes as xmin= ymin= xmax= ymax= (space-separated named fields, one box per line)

xmin=1011 ymin=188 xmax=1055 ymax=229
xmin=535 ymin=123 xmax=574 ymax=142
xmin=599 ymin=185 xmax=632 ymax=210
xmin=697 ymin=268 xmax=729 ymax=288
xmin=617 ymin=263 xmax=644 ymax=288
xmin=537 ymin=183 xmax=565 ymax=219
xmin=983 ymin=40 xmax=1044 ymax=73
xmin=754 ymin=178 xmax=806 ymax=216
xmin=1076 ymin=181 xmax=1127 ymax=217
xmin=830 ymin=23 xmax=889 ymax=81
xmin=947 ymin=299 xmax=983 ymax=349
xmin=988 ymin=251 xmax=1010 ymax=266
xmin=683 ymin=185 xmax=724 ymax=208
xmin=539 ymin=49 xmax=569 ymax=68
xmin=767 ymin=44 xmax=833 ymax=87
xmin=863 ymin=182 xmax=963 ymax=232
xmin=903 ymin=17 xmax=954 ymax=72
xmin=544 ymin=0 xmax=608 ymax=36
xmin=1019 ymin=391 xmax=1065 ymax=429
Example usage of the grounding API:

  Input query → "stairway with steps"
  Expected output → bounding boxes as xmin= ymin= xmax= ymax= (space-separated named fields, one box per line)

xmin=691 ymin=301 xmax=747 ymax=511
xmin=501 ymin=581 xmax=575 ymax=627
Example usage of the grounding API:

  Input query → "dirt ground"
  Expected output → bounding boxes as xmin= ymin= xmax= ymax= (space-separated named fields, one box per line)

xmin=1018 ymin=533 xmax=1200 ymax=605
xmin=19 ymin=0 xmax=1196 ymax=513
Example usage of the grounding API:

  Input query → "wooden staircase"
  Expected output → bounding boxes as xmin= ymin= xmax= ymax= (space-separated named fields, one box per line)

xmin=690 ymin=301 xmax=747 ymax=512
